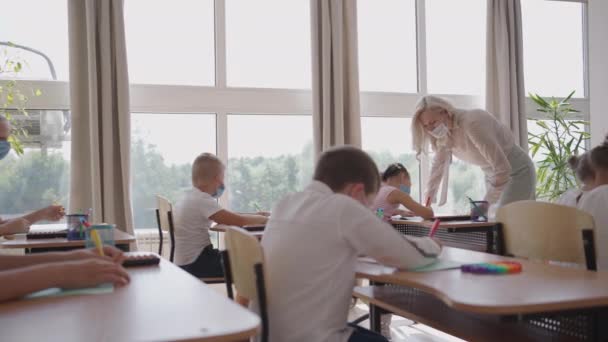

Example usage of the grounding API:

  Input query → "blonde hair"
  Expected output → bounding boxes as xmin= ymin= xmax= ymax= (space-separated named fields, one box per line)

xmin=192 ymin=153 xmax=224 ymax=187
xmin=411 ymin=95 xmax=457 ymax=158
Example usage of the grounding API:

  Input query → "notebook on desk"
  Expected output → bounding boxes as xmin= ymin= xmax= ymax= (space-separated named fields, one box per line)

xmin=26 ymin=230 xmax=68 ymax=239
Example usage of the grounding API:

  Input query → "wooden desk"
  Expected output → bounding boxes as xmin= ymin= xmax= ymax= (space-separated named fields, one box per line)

xmin=211 ymin=225 xmax=264 ymax=238
xmin=356 ymin=247 xmax=608 ymax=340
xmin=2 ymin=228 xmax=136 ymax=252
xmin=0 ymin=258 xmax=260 ymax=342
xmin=390 ymin=218 xmax=502 ymax=254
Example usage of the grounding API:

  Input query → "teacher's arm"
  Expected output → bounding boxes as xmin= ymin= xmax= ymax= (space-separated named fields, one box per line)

xmin=467 ymin=122 xmax=512 ymax=204
xmin=425 ymin=147 xmax=451 ymax=205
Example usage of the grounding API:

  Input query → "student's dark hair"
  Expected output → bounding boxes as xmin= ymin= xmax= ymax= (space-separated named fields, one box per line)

xmin=568 ymin=153 xmax=594 ymax=182
xmin=382 ymin=163 xmax=410 ymax=181
xmin=589 ymin=134 xmax=608 ymax=171
xmin=313 ymin=145 xmax=380 ymax=195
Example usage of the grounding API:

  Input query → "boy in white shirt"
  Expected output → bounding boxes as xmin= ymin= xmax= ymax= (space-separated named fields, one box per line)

xmin=174 ymin=153 xmax=268 ymax=277
xmin=260 ymin=146 xmax=441 ymax=342
xmin=578 ymin=138 xmax=608 ymax=270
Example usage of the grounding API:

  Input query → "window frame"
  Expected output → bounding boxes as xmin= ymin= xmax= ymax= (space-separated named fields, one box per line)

xmin=1 ymin=0 xmax=590 ymax=220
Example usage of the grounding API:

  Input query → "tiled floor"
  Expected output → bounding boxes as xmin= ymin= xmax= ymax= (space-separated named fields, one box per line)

xmin=348 ymin=301 xmax=465 ymax=342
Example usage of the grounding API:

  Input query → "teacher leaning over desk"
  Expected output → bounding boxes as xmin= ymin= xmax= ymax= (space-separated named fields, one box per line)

xmin=412 ymin=95 xmax=536 ymax=210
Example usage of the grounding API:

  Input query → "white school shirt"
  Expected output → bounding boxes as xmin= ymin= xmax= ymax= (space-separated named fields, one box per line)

xmin=259 ymin=181 xmax=441 ymax=342
xmin=427 ymin=109 xmax=515 ymax=205
xmin=578 ymin=184 xmax=608 ymax=270
xmin=555 ymin=189 xmax=583 ymax=207
xmin=173 ymin=188 xmax=222 ymax=265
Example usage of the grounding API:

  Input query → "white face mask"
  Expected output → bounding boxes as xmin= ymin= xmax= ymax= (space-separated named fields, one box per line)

xmin=429 ymin=122 xmax=449 ymax=139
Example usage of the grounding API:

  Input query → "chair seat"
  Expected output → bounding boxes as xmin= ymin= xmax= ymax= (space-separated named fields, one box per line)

xmin=199 ymin=277 xmax=225 ymax=284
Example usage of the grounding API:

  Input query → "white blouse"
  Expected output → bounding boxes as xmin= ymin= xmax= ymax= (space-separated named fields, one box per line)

xmin=427 ymin=109 xmax=515 ymax=205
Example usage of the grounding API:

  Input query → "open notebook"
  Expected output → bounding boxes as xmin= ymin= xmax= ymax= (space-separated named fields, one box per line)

xmin=358 ymin=257 xmax=464 ymax=273
xmin=26 ymin=283 xmax=114 ymax=299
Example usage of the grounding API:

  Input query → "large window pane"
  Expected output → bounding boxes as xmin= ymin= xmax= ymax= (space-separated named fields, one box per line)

xmin=0 ymin=0 xmax=69 ymax=81
xmin=357 ymin=0 xmax=417 ymax=93
xmin=226 ymin=0 xmax=311 ymax=89
xmin=227 ymin=115 xmax=313 ymax=212
xmin=522 ymin=0 xmax=584 ymax=97
xmin=0 ymin=110 xmax=71 ymax=221
xmin=435 ymin=157 xmax=486 ymax=215
xmin=426 ymin=0 xmax=486 ymax=95
xmin=361 ymin=117 xmax=420 ymax=201
xmin=124 ymin=0 xmax=215 ymax=86
xmin=131 ymin=113 xmax=216 ymax=229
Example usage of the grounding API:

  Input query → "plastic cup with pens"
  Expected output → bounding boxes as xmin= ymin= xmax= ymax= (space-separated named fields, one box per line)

xmin=66 ymin=214 xmax=90 ymax=240
xmin=467 ymin=197 xmax=489 ymax=222
xmin=85 ymin=224 xmax=115 ymax=252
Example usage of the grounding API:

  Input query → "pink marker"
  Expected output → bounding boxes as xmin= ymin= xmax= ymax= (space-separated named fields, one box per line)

xmin=429 ymin=219 xmax=441 ymax=238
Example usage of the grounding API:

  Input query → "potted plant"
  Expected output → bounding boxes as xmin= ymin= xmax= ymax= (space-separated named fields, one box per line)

xmin=528 ymin=90 xmax=590 ymax=201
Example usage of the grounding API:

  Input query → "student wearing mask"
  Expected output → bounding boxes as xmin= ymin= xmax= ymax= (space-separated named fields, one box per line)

xmin=556 ymin=152 xmax=595 ymax=206
xmin=578 ymin=137 xmax=608 ymax=270
xmin=371 ymin=163 xmax=433 ymax=220
xmin=173 ymin=153 xmax=268 ymax=278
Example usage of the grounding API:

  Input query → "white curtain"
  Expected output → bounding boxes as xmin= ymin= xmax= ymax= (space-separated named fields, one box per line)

xmin=486 ymin=0 xmax=528 ymax=149
xmin=67 ymin=0 xmax=134 ymax=237
xmin=311 ymin=0 xmax=362 ymax=158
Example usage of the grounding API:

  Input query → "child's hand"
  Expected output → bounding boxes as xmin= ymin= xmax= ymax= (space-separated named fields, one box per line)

xmin=256 ymin=211 xmax=271 ymax=217
xmin=68 ymin=246 xmax=127 ymax=264
xmin=42 ymin=205 xmax=65 ymax=221
xmin=55 ymin=259 xmax=130 ymax=289
xmin=2 ymin=218 xmax=31 ymax=235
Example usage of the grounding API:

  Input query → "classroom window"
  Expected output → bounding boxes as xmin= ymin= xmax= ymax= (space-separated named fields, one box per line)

xmin=361 ymin=117 xmax=421 ymax=201
xmin=522 ymin=0 xmax=585 ymax=98
xmin=357 ymin=0 xmax=418 ymax=93
xmin=225 ymin=0 xmax=311 ymax=89
xmin=425 ymin=0 xmax=486 ymax=96
xmin=226 ymin=114 xmax=314 ymax=212
xmin=0 ymin=0 xmax=69 ymax=81
xmin=0 ymin=110 xmax=71 ymax=221
xmin=130 ymin=113 xmax=216 ymax=229
xmin=434 ymin=157 xmax=486 ymax=215
xmin=124 ymin=0 xmax=215 ymax=86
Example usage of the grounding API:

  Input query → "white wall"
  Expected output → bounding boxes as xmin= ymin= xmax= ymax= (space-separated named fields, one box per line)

xmin=588 ymin=0 xmax=608 ymax=145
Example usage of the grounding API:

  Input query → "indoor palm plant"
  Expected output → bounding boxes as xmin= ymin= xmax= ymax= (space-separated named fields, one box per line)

xmin=528 ymin=91 xmax=590 ymax=201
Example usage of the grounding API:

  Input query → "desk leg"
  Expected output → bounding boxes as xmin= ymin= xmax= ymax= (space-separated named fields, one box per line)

xmin=493 ymin=223 xmax=505 ymax=255
xmin=595 ymin=309 xmax=608 ymax=341
xmin=369 ymin=281 xmax=388 ymax=334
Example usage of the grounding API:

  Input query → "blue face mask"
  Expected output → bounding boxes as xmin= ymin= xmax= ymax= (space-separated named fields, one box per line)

xmin=400 ymin=184 xmax=411 ymax=195
xmin=0 ymin=141 xmax=10 ymax=160
xmin=212 ymin=183 xmax=225 ymax=199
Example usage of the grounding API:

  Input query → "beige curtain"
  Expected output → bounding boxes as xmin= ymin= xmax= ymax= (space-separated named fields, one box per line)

xmin=486 ymin=0 xmax=528 ymax=149
xmin=68 ymin=0 xmax=134 ymax=237
xmin=311 ymin=0 xmax=362 ymax=158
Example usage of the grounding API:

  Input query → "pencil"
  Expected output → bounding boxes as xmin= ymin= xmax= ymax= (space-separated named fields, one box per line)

xmin=429 ymin=219 xmax=441 ymax=238
xmin=90 ymin=229 xmax=105 ymax=256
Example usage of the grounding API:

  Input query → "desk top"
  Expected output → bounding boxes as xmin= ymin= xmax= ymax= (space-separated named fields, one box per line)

xmin=390 ymin=218 xmax=497 ymax=229
xmin=1 ymin=227 xmax=136 ymax=249
xmin=356 ymin=247 xmax=608 ymax=315
xmin=211 ymin=225 xmax=264 ymax=238
xmin=0 ymin=258 xmax=260 ymax=342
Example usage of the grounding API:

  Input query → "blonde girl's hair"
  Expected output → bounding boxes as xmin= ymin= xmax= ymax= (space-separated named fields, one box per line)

xmin=411 ymin=95 xmax=457 ymax=159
